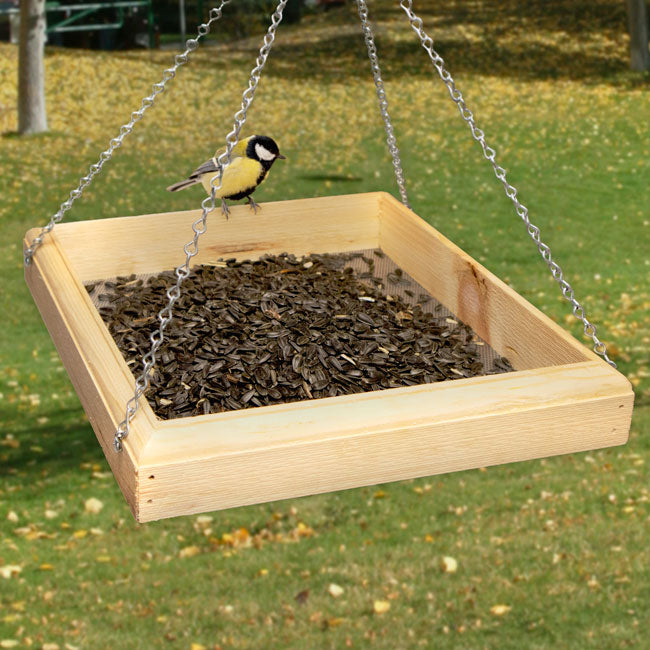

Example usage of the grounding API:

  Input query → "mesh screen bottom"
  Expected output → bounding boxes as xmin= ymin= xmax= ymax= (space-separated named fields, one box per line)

xmin=86 ymin=247 xmax=513 ymax=418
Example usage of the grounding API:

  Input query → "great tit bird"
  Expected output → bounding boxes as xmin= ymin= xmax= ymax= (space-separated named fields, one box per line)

xmin=166 ymin=135 xmax=285 ymax=217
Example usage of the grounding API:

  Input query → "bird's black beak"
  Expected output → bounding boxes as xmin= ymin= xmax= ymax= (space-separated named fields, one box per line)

xmin=277 ymin=154 xmax=286 ymax=160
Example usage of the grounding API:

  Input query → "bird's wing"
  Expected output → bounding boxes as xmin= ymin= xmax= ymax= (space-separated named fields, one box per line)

xmin=208 ymin=156 xmax=263 ymax=198
xmin=220 ymin=137 xmax=252 ymax=159
xmin=167 ymin=142 xmax=250 ymax=192
xmin=188 ymin=140 xmax=250 ymax=180
xmin=188 ymin=157 xmax=221 ymax=181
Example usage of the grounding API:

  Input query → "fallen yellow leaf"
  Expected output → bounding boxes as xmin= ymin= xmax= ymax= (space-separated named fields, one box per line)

xmin=490 ymin=604 xmax=511 ymax=616
xmin=179 ymin=545 xmax=201 ymax=559
xmin=373 ymin=600 xmax=390 ymax=615
xmin=328 ymin=583 xmax=344 ymax=598
xmin=294 ymin=522 xmax=315 ymax=538
xmin=84 ymin=498 xmax=104 ymax=514
xmin=13 ymin=526 xmax=31 ymax=537
xmin=0 ymin=566 xmax=22 ymax=579
xmin=440 ymin=556 xmax=458 ymax=573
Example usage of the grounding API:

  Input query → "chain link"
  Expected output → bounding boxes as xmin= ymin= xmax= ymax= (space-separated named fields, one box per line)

xmin=399 ymin=0 xmax=616 ymax=368
xmin=114 ymin=0 xmax=289 ymax=452
xmin=355 ymin=0 xmax=409 ymax=207
xmin=23 ymin=0 xmax=232 ymax=266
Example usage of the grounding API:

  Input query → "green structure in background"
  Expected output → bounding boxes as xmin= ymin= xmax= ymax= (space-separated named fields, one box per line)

xmin=195 ymin=0 xmax=303 ymax=23
xmin=45 ymin=1 xmax=155 ymax=47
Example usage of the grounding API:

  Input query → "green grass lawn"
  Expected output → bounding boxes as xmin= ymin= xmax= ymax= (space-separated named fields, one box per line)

xmin=1 ymin=1 xmax=649 ymax=648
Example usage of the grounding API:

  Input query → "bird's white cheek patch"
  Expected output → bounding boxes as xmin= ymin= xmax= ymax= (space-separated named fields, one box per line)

xmin=255 ymin=144 xmax=276 ymax=161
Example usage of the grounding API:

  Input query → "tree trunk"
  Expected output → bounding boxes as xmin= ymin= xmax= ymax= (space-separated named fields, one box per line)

xmin=179 ymin=0 xmax=186 ymax=46
xmin=18 ymin=0 xmax=48 ymax=134
xmin=625 ymin=0 xmax=650 ymax=71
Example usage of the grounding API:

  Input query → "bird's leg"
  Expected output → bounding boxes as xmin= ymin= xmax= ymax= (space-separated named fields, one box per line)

xmin=246 ymin=195 xmax=261 ymax=214
xmin=220 ymin=198 xmax=230 ymax=220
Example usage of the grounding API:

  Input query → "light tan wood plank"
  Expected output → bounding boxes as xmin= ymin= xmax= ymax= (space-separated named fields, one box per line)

xmin=48 ymin=193 xmax=382 ymax=283
xmin=138 ymin=362 xmax=633 ymax=521
xmin=24 ymin=233 xmax=157 ymax=468
xmin=144 ymin=360 xmax=631 ymax=460
xmin=377 ymin=192 xmax=592 ymax=370
xmin=25 ymin=245 xmax=142 ymax=517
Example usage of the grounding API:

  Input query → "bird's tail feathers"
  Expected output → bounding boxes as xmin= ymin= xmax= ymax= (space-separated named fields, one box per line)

xmin=166 ymin=178 xmax=199 ymax=192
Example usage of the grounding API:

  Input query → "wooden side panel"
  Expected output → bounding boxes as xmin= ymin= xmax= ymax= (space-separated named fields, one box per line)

xmin=377 ymin=193 xmax=591 ymax=370
xmin=138 ymin=389 xmax=633 ymax=523
xmin=137 ymin=362 xmax=633 ymax=521
xmin=24 ymin=234 xmax=155 ymax=517
xmin=49 ymin=193 xmax=382 ymax=283
xmin=23 ymin=192 xmax=634 ymax=524
xmin=148 ymin=361 xmax=628 ymax=457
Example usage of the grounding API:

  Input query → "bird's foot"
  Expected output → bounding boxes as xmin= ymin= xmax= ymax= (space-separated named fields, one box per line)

xmin=246 ymin=196 xmax=261 ymax=214
xmin=220 ymin=198 xmax=230 ymax=220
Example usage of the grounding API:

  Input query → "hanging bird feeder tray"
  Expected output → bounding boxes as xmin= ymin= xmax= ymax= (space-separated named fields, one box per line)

xmin=22 ymin=0 xmax=633 ymax=522
xmin=24 ymin=192 xmax=633 ymax=522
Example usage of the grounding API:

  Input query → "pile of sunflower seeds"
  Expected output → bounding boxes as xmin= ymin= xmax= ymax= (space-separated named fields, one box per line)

xmin=88 ymin=251 xmax=513 ymax=420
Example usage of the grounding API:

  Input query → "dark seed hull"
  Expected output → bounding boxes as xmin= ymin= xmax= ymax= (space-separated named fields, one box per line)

xmin=88 ymin=250 xmax=513 ymax=420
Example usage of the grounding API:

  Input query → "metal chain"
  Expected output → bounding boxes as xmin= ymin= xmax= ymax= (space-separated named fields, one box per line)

xmin=114 ymin=0 xmax=289 ymax=452
xmin=23 ymin=0 xmax=232 ymax=266
xmin=399 ymin=0 xmax=616 ymax=368
xmin=355 ymin=0 xmax=410 ymax=207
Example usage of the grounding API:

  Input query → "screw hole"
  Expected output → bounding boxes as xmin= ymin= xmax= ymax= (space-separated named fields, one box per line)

xmin=149 ymin=475 xmax=155 ymax=479
xmin=147 ymin=499 xmax=153 ymax=503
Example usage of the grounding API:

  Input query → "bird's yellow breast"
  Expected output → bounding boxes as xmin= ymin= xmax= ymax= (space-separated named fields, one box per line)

xmin=200 ymin=156 xmax=264 ymax=199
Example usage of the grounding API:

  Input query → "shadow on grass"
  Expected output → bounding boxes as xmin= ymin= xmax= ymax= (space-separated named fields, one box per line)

xmin=373 ymin=0 xmax=626 ymax=34
xmin=1 ymin=130 xmax=70 ymax=140
xmin=43 ymin=0 xmax=632 ymax=86
xmin=1 ymin=409 xmax=104 ymax=477
xmin=264 ymin=35 xmax=628 ymax=83
xmin=297 ymin=173 xmax=364 ymax=182
xmin=63 ymin=0 xmax=633 ymax=86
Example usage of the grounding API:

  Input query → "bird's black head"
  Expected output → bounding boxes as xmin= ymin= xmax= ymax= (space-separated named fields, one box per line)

xmin=247 ymin=135 xmax=286 ymax=167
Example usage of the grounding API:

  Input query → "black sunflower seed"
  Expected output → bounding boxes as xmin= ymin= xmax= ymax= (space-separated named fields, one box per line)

xmin=89 ymin=250 xmax=512 ymax=419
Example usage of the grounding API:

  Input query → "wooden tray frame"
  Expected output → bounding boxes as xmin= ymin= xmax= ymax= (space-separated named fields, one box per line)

xmin=24 ymin=192 xmax=634 ymax=522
